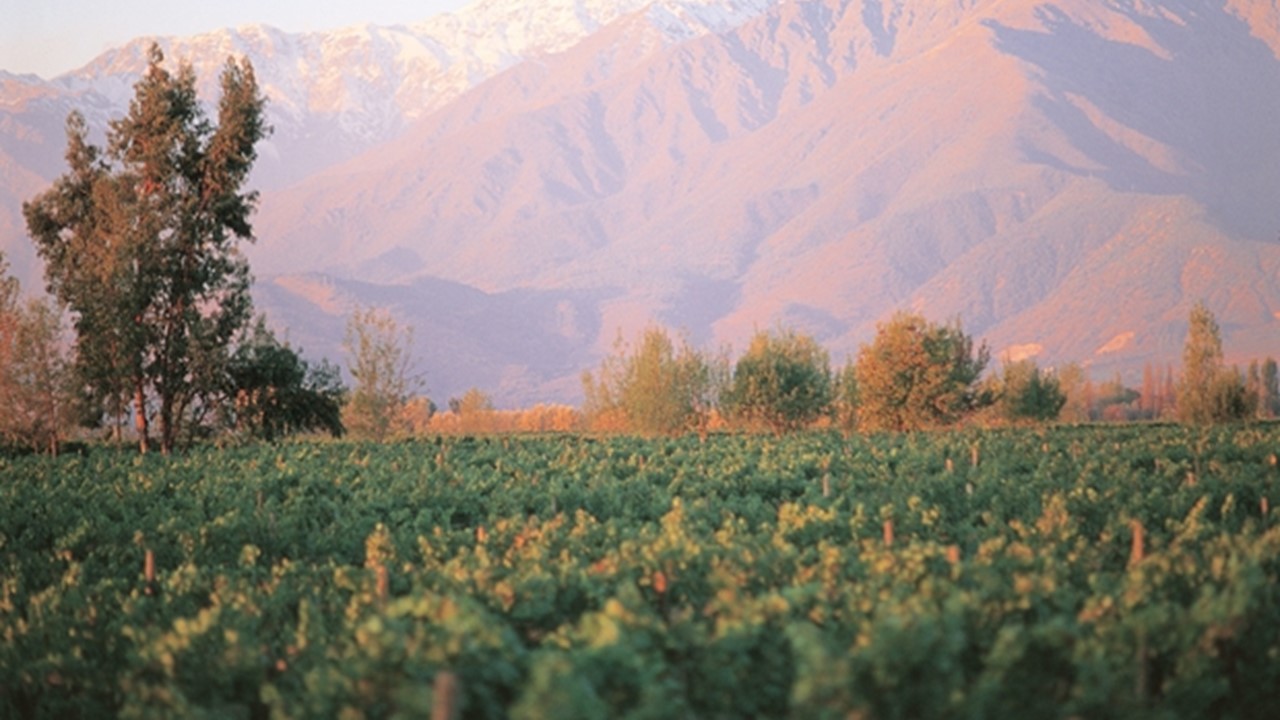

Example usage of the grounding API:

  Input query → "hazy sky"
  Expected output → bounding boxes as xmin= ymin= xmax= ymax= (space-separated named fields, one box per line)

xmin=1 ymin=0 xmax=472 ymax=78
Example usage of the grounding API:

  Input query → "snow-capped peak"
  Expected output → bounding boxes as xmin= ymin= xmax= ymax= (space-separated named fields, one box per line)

xmin=412 ymin=0 xmax=776 ymax=59
xmin=55 ymin=0 xmax=778 ymax=117
xmin=6 ymin=1 xmax=779 ymax=188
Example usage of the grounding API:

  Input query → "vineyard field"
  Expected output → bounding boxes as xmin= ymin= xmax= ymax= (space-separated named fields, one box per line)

xmin=3 ymin=424 xmax=1279 ymax=718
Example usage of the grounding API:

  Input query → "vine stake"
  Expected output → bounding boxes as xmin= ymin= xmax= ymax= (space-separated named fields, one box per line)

xmin=144 ymin=549 xmax=155 ymax=595
xmin=1129 ymin=519 xmax=1145 ymax=567
xmin=432 ymin=671 xmax=460 ymax=720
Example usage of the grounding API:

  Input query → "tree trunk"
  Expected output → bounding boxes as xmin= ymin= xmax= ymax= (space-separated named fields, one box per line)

xmin=134 ymin=382 xmax=149 ymax=454
xmin=47 ymin=394 xmax=59 ymax=458
xmin=159 ymin=393 xmax=174 ymax=455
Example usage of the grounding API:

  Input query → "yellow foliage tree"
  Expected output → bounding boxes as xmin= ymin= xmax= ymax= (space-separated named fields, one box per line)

xmin=855 ymin=312 xmax=990 ymax=432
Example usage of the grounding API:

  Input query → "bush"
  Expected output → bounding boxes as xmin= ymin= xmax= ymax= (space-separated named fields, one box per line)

xmin=855 ymin=312 xmax=990 ymax=431
xmin=582 ymin=327 xmax=723 ymax=435
xmin=723 ymin=328 xmax=831 ymax=433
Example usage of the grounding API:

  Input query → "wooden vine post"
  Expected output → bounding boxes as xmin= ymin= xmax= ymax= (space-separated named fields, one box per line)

xmin=432 ymin=671 xmax=460 ymax=720
xmin=143 ymin=549 xmax=155 ymax=595
xmin=1129 ymin=519 xmax=1145 ymax=568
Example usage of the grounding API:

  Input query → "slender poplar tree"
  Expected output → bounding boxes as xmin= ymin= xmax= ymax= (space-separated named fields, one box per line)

xmin=1176 ymin=302 xmax=1252 ymax=425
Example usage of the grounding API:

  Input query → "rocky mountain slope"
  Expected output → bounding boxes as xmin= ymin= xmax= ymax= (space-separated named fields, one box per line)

xmin=0 ymin=0 xmax=771 ymax=285
xmin=4 ymin=0 xmax=1279 ymax=406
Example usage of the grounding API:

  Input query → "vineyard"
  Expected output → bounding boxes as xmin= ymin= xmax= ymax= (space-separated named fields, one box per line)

xmin=3 ymin=424 xmax=1279 ymax=718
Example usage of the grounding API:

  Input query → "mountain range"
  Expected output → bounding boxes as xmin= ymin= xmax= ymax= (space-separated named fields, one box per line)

xmin=3 ymin=0 xmax=1279 ymax=407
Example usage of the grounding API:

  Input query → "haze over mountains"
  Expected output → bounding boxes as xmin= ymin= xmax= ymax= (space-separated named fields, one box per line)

xmin=3 ymin=0 xmax=1279 ymax=406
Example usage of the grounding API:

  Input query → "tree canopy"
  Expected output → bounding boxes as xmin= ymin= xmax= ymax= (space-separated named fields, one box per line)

xmin=1177 ymin=302 xmax=1253 ymax=425
xmin=582 ymin=326 xmax=723 ymax=435
xmin=343 ymin=306 xmax=420 ymax=441
xmin=225 ymin=320 xmax=346 ymax=442
xmin=831 ymin=359 xmax=860 ymax=435
xmin=23 ymin=44 xmax=268 ymax=453
xmin=723 ymin=328 xmax=832 ymax=434
xmin=855 ymin=312 xmax=989 ymax=432
xmin=0 ymin=253 xmax=78 ymax=454
xmin=993 ymin=359 xmax=1066 ymax=424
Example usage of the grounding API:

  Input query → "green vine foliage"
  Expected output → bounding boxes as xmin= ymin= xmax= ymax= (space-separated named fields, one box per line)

xmin=3 ymin=425 xmax=1279 ymax=717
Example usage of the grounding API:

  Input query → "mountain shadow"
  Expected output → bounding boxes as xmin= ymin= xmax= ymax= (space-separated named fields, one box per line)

xmin=985 ymin=1 xmax=1280 ymax=242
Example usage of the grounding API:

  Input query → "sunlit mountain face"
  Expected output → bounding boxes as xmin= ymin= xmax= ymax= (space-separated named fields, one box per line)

xmin=3 ymin=0 xmax=1279 ymax=405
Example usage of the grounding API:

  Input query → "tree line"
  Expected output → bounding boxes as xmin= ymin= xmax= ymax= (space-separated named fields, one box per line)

xmin=4 ymin=47 xmax=1276 ymax=452
xmin=579 ymin=315 xmax=1016 ymax=436
xmin=575 ymin=301 xmax=1277 ymax=437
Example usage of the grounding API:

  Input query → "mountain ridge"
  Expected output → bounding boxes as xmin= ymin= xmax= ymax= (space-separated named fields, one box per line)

xmin=251 ymin=0 xmax=1280 ymax=402
xmin=0 ymin=0 xmax=778 ymax=308
xmin=2 ymin=1 xmax=779 ymax=192
xmin=3 ymin=0 xmax=1279 ymax=406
